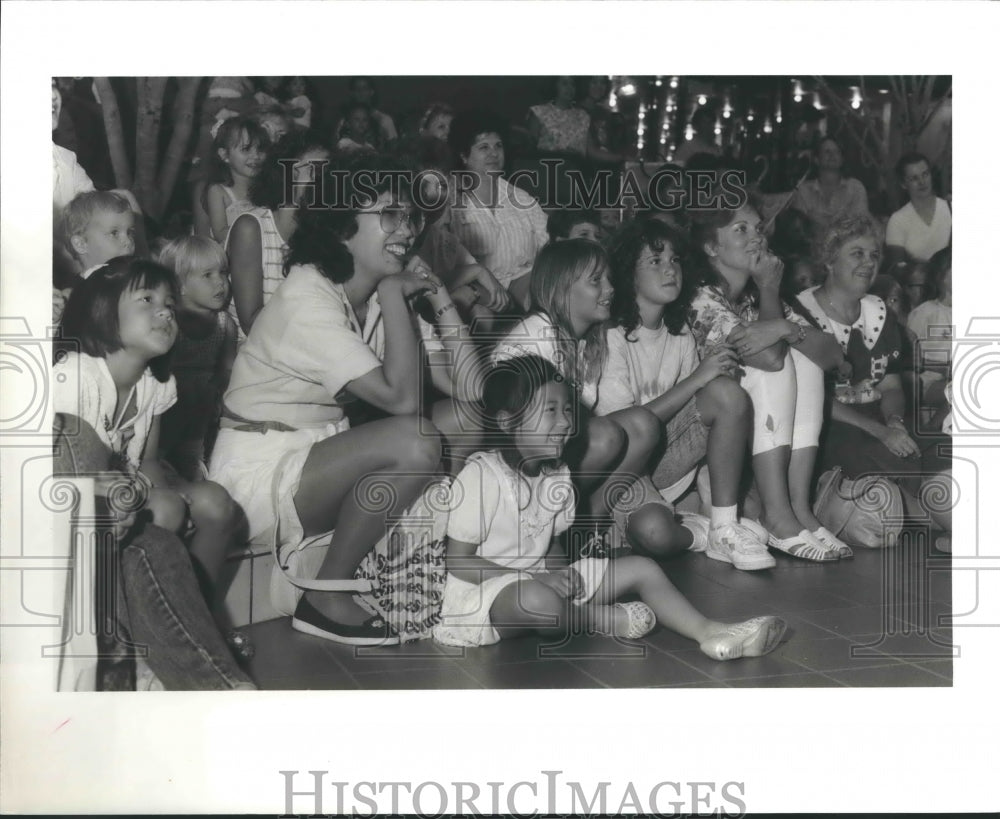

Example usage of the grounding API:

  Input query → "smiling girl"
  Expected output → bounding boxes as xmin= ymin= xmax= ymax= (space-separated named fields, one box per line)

xmin=196 ymin=117 xmax=269 ymax=243
xmin=602 ymin=219 xmax=772 ymax=568
xmin=493 ymin=240 xmax=677 ymax=558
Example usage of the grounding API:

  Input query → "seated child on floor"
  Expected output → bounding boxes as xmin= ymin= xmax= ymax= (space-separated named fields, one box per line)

xmin=54 ymin=190 xmax=136 ymax=323
xmin=432 ymin=354 xmax=787 ymax=660
xmin=55 ymin=257 xmax=245 ymax=600
xmin=156 ymin=236 xmax=238 ymax=481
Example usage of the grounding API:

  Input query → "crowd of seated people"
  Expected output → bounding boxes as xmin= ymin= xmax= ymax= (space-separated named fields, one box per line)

xmin=51 ymin=76 xmax=954 ymax=689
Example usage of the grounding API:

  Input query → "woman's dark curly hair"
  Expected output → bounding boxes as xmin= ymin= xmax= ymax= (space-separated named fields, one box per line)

xmin=608 ymin=217 xmax=695 ymax=339
xmin=282 ymin=153 xmax=417 ymax=284
xmin=249 ymin=128 xmax=328 ymax=211
xmin=447 ymin=109 xmax=509 ymax=163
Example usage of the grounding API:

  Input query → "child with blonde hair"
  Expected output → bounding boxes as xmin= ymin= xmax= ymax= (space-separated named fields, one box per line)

xmin=156 ymin=236 xmax=238 ymax=480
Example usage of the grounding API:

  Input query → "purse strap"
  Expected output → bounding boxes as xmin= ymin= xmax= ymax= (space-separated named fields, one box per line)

xmin=270 ymin=447 xmax=374 ymax=594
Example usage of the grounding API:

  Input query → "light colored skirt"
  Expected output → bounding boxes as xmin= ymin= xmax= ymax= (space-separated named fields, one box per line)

xmin=433 ymin=557 xmax=609 ymax=647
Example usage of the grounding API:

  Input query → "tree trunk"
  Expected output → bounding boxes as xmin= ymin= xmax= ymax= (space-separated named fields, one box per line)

xmin=93 ymin=77 xmax=132 ymax=189
xmin=154 ymin=77 xmax=203 ymax=221
xmin=133 ymin=77 xmax=168 ymax=217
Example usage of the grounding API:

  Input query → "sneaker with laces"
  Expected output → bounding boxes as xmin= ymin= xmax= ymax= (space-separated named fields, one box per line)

xmin=707 ymin=521 xmax=776 ymax=570
xmin=699 ymin=616 xmax=787 ymax=660
xmin=678 ymin=512 xmax=710 ymax=552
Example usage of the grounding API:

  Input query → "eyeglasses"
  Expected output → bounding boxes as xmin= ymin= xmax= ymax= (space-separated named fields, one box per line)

xmin=365 ymin=205 xmax=425 ymax=235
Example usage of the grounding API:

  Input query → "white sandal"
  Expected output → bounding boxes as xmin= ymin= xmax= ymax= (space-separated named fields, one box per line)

xmin=595 ymin=601 xmax=657 ymax=639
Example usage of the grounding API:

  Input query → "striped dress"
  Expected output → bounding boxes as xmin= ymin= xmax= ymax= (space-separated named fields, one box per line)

xmin=225 ymin=207 xmax=288 ymax=342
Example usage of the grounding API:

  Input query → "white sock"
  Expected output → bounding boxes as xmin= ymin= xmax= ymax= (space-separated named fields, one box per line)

xmin=711 ymin=505 xmax=738 ymax=528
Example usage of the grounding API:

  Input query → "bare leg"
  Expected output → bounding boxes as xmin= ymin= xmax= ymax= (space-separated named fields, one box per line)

xmin=294 ymin=415 xmax=443 ymax=625
xmin=181 ymin=480 xmax=245 ymax=589
xmin=583 ymin=556 xmax=723 ymax=643
xmin=697 ymin=376 xmax=751 ymax=508
xmin=788 ymin=445 xmax=823 ymax=531
xmin=754 ymin=445 xmax=803 ymax=539
xmin=587 ymin=407 xmax=660 ymax=517
xmin=490 ymin=578 xmax=568 ymax=640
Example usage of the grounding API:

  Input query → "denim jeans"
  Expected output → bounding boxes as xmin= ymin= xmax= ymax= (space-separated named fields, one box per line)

xmin=54 ymin=414 xmax=254 ymax=690
xmin=117 ymin=523 xmax=253 ymax=690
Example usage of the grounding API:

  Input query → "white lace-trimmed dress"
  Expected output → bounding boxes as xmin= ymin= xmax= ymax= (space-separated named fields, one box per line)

xmin=225 ymin=207 xmax=288 ymax=343
xmin=433 ymin=451 xmax=608 ymax=647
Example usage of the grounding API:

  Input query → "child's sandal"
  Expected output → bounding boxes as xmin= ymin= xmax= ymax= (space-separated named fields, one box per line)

xmin=613 ymin=601 xmax=657 ymax=640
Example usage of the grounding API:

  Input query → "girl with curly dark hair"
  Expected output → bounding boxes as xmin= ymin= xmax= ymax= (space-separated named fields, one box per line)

xmin=602 ymin=218 xmax=766 ymax=566
xmin=210 ymin=155 xmax=484 ymax=647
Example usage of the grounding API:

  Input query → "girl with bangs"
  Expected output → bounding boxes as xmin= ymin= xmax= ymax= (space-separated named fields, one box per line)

xmin=55 ymin=257 xmax=243 ymax=592
xmin=601 ymin=218 xmax=771 ymax=569
xmin=492 ymin=239 xmax=677 ymax=559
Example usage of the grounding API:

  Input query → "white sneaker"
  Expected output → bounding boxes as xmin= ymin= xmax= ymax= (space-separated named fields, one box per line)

xmin=707 ymin=521 xmax=776 ymax=571
xmin=700 ymin=616 xmax=787 ymax=660
xmin=678 ymin=512 xmax=710 ymax=553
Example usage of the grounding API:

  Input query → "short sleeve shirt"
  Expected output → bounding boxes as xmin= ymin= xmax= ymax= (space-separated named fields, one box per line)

xmin=447 ymin=450 xmax=576 ymax=571
xmin=53 ymin=351 xmax=177 ymax=473
xmin=885 ymin=198 xmax=951 ymax=262
xmin=596 ymin=324 xmax=699 ymax=416
xmin=224 ymin=264 xmax=441 ymax=429
xmin=687 ymin=285 xmax=808 ymax=358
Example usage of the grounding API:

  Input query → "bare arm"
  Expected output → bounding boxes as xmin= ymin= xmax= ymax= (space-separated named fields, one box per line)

xmin=227 ymin=214 xmax=265 ymax=335
xmin=444 ymin=535 xmax=521 ymax=584
xmin=205 ymin=184 xmax=231 ymax=243
xmin=342 ymin=274 xmax=430 ymax=415
xmin=138 ymin=416 xmax=170 ymax=488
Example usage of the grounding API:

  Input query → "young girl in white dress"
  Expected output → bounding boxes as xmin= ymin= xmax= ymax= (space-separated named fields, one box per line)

xmin=433 ymin=354 xmax=787 ymax=661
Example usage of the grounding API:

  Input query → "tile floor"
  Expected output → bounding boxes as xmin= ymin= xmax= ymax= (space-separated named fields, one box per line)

xmin=241 ymin=529 xmax=953 ymax=689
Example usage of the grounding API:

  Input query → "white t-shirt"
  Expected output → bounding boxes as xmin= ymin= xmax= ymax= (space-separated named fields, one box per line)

xmin=491 ymin=312 xmax=599 ymax=409
xmin=224 ymin=264 xmax=441 ymax=429
xmin=885 ymin=198 xmax=951 ymax=262
xmin=53 ymin=351 xmax=177 ymax=473
xmin=447 ymin=450 xmax=575 ymax=570
xmin=596 ymin=323 xmax=699 ymax=416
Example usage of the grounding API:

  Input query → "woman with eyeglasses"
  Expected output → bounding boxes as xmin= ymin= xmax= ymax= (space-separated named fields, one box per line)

xmin=210 ymin=156 xmax=484 ymax=646
xmin=225 ymin=130 xmax=330 ymax=340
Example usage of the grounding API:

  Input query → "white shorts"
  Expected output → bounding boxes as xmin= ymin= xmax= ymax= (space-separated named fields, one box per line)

xmin=208 ymin=421 xmax=347 ymax=549
xmin=432 ymin=557 xmax=609 ymax=647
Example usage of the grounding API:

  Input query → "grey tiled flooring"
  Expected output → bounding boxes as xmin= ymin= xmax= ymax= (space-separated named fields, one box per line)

xmin=242 ymin=536 xmax=953 ymax=689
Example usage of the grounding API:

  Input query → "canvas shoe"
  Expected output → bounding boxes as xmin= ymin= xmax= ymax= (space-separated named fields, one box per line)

xmin=706 ymin=521 xmax=776 ymax=570
xmin=699 ymin=616 xmax=787 ymax=661
xmin=678 ymin=512 xmax=710 ymax=553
